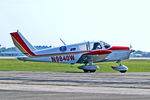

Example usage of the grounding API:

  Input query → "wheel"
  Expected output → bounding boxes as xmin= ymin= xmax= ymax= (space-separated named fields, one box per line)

xmin=83 ymin=70 xmax=89 ymax=73
xmin=120 ymin=71 xmax=127 ymax=73
xmin=90 ymin=70 xmax=96 ymax=73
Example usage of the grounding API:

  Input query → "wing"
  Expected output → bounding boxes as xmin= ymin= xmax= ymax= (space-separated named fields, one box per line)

xmin=77 ymin=49 xmax=111 ymax=64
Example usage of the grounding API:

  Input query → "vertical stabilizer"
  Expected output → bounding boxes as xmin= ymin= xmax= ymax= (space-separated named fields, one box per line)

xmin=10 ymin=31 xmax=36 ymax=57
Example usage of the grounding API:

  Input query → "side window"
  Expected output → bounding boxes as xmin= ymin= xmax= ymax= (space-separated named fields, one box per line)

xmin=92 ymin=43 xmax=102 ymax=50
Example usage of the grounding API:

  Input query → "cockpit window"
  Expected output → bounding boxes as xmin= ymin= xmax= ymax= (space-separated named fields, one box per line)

xmin=92 ymin=42 xmax=102 ymax=50
xmin=100 ymin=41 xmax=111 ymax=49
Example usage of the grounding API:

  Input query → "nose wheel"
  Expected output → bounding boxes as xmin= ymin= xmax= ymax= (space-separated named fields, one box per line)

xmin=111 ymin=60 xmax=128 ymax=73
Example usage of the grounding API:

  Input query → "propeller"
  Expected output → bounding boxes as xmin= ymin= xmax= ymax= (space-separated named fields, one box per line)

xmin=130 ymin=44 xmax=135 ymax=53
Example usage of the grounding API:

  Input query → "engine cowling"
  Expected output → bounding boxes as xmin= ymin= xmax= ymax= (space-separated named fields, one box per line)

xmin=112 ymin=65 xmax=128 ymax=73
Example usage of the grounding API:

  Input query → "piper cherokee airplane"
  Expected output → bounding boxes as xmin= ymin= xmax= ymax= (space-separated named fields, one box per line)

xmin=10 ymin=31 xmax=133 ymax=73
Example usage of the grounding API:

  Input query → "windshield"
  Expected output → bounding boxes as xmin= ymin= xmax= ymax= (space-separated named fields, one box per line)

xmin=100 ymin=41 xmax=111 ymax=49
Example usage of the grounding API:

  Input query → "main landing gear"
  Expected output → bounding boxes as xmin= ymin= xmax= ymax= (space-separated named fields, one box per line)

xmin=111 ymin=61 xmax=128 ymax=73
xmin=78 ymin=65 xmax=99 ymax=73
xmin=78 ymin=61 xmax=99 ymax=73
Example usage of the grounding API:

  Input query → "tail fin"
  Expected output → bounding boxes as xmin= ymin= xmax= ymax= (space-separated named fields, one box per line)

xmin=10 ymin=31 xmax=36 ymax=57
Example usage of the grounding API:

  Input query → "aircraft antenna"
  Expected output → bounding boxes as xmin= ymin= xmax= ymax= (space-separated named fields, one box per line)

xmin=60 ymin=38 xmax=66 ymax=45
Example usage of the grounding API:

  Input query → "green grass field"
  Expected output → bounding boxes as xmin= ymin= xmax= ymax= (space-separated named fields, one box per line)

xmin=0 ymin=59 xmax=150 ymax=72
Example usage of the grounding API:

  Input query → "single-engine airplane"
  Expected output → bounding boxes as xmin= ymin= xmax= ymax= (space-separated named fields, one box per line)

xmin=10 ymin=31 xmax=133 ymax=73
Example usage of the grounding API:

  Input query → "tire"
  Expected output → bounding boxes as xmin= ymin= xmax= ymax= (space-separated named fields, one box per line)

xmin=120 ymin=71 xmax=126 ymax=73
xmin=83 ymin=70 xmax=89 ymax=73
xmin=90 ymin=70 xmax=96 ymax=73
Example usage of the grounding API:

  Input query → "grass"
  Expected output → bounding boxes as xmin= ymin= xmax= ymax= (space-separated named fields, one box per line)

xmin=0 ymin=59 xmax=82 ymax=72
xmin=0 ymin=59 xmax=150 ymax=72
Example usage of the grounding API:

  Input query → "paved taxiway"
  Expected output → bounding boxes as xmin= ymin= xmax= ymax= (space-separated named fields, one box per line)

xmin=0 ymin=71 xmax=150 ymax=100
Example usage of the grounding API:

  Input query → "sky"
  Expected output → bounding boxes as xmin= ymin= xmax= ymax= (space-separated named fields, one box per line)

xmin=0 ymin=0 xmax=150 ymax=51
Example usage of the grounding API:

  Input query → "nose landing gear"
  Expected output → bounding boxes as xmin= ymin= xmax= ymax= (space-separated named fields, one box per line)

xmin=111 ymin=61 xmax=128 ymax=73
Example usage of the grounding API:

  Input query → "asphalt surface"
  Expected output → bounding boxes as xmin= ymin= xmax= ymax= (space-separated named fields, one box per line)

xmin=0 ymin=71 xmax=150 ymax=100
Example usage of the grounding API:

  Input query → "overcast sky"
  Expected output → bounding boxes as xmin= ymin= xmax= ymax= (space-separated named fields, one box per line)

xmin=0 ymin=0 xmax=150 ymax=51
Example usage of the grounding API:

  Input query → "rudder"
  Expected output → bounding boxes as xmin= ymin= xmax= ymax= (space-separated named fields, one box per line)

xmin=10 ymin=31 xmax=36 ymax=57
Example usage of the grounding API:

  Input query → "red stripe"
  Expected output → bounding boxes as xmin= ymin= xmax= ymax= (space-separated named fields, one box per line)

xmin=109 ymin=46 xmax=130 ymax=50
xmin=10 ymin=32 xmax=36 ymax=56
